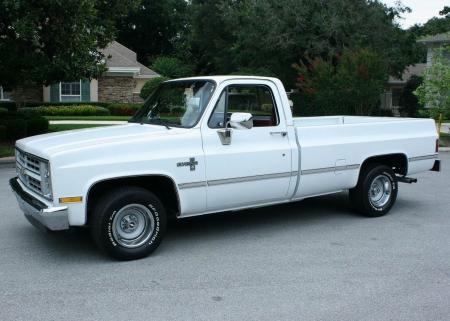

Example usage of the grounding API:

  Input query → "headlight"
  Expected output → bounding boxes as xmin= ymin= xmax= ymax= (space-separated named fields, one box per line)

xmin=39 ymin=161 xmax=53 ymax=200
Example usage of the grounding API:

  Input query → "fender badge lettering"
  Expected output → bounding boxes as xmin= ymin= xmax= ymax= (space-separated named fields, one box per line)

xmin=177 ymin=158 xmax=198 ymax=171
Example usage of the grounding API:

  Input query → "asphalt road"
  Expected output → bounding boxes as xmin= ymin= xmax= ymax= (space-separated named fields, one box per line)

xmin=0 ymin=154 xmax=449 ymax=321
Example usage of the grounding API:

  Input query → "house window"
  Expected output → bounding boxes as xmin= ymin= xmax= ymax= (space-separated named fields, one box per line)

xmin=60 ymin=81 xmax=81 ymax=101
xmin=391 ymin=88 xmax=403 ymax=108
xmin=0 ymin=86 xmax=10 ymax=100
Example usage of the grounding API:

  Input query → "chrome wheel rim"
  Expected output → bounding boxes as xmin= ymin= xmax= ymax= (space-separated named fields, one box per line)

xmin=112 ymin=204 xmax=155 ymax=248
xmin=369 ymin=175 xmax=391 ymax=208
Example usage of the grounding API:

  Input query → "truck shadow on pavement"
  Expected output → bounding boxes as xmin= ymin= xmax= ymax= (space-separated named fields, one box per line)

xmin=18 ymin=191 xmax=361 ymax=262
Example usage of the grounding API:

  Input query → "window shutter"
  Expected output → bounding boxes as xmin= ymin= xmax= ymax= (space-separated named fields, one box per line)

xmin=81 ymin=79 xmax=90 ymax=101
xmin=50 ymin=83 xmax=60 ymax=102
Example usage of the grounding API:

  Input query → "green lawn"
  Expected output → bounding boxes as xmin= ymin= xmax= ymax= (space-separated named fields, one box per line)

xmin=0 ymin=145 xmax=15 ymax=158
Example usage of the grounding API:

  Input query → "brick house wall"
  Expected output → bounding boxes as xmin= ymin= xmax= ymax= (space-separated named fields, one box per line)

xmin=132 ymin=93 xmax=144 ymax=104
xmin=10 ymin=85 xmax=43 ymax=103
xmin=98 ymin=76 xmax=136 ymax=103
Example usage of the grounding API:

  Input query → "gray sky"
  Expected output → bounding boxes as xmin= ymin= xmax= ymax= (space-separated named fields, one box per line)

xmin=381 ymin=0 xmax=448 ymax=28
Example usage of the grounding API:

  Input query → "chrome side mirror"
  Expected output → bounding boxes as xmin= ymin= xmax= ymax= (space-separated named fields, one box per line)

xmin=216 ymin=113 xmax=253 ymax=145
xmin=229 ymin=112 xmax=253 ymax=130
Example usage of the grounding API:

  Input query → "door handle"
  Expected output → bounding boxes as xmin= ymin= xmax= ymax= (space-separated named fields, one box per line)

xmin=270 ymin=131 xmax=287 ymax=137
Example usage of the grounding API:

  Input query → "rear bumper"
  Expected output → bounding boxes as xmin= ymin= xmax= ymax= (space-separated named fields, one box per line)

xmin=9 ymin=177 xmax=70 ymax=232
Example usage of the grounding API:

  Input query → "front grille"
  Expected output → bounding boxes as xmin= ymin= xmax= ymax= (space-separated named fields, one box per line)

xmin=15 ymin=149 xmax=52 ymax=200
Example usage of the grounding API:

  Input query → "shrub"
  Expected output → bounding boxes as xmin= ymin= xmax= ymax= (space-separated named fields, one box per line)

xmin=291 ymin=92 xmax=327 ymax=116
xmin=293 ymin=48 xmax=388 ymax=116
xmin=418 ymin=108 xmax=450 ymax=120
xmin=150 ymin=57 xmax=191 ymax=79
xmin=140 ymin=76 xmax=170 ymax=100
xmin=107 ymin=103 xmax=141 ymax=116
xmin=94 ymin=106 xmax=110 ymax=116
xmin=0 ymin=101 xmax=17 ymax=112
xmin=0 ymin=116 xmax=28 ymax=139
xmin=17 ymin=107 xmax=38 ymax=115
xmin=21 ymin=114 xmax=49 ymax=136
xmin=371 ymin=107 xmax=394 ymax=117
xmin=0 ymin=108 xmax=8 ymax=116
xmin=399 ymin=75 xmax=423 ymax=117
xmin=429 ymin=108 xmax=450 ymax=120
xmin=418 ymin=109 xmax=430 ymax=118
xmin=171 ymin=106 xmax=186 ymax=116
xmin=21 ymin=101 xmax=112 ymax=108
xmin=261 ymin=104 xmax=273 ymax=112
xmin=35 ymin=105 xmax=105 ymax=116
xmin=0 ymin=125 xmax=6 ymax=141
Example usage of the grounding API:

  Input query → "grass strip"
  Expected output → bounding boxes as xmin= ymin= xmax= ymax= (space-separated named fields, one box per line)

xmin=0 ymin=145 xmax=15 ymax=158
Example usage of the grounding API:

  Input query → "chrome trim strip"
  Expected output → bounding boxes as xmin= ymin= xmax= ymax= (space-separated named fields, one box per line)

xmin=301 ymin=167 xmax=335 ymax=175
xmin=301 ymin=164 xmax=360 ymax=175
xmin=208 ymin=172 xmax=292 ymax=187
xmin=178 ymin=181 xmax=207 ymax=190
xmin=409 ymin=154 xmax=438 ymax=162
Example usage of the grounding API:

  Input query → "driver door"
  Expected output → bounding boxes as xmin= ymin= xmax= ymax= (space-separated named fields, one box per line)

xmin=201 ymin=80 xmax=293 ymax=210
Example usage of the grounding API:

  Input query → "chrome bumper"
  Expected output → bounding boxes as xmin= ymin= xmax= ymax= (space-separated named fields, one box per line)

xmin=10 ymin=177 xmax=69 ymax=232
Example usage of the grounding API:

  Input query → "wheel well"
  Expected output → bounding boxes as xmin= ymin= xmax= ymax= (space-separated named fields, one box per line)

xmin=361 ymin=154 xmax=408 ymax=176
xmin=86 ymin=175 xmax=179 ymax=223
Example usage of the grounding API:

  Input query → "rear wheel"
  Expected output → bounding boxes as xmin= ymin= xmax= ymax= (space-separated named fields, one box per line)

xmin=349 ymin=164 xmax=398 ymax=217
xmin=90 ymin=186 xmax=167 ymax=260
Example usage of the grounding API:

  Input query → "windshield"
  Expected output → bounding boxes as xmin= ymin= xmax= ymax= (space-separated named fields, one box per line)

xmin=130 ymin=80 xmax=215 ymax=128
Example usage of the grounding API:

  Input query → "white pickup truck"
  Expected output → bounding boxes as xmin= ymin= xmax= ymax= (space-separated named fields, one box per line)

xmin=10 ymin=76 xmax=441 ymax=260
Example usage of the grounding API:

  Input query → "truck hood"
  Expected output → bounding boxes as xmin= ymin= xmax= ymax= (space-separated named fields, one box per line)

xmin=16 ymin=123 xmax=187 ymax=158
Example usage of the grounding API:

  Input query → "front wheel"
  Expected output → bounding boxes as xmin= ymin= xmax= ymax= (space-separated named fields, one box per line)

xmin=90 ymin=186 xmax=167 ymax=260
xmin=349 ymin=164 xmax=398 ymax=217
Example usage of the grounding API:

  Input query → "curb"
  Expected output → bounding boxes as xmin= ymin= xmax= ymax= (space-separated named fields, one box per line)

xmin=0 ymin=157 xmax=15 ymax=168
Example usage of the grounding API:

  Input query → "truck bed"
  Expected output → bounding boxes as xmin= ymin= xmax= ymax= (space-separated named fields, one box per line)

xmin=291 ymin=116 xmax=438 ymax=199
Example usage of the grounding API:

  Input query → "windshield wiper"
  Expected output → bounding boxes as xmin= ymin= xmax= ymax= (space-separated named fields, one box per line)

xmin=148 ymin=119 xmax=172 ymax=130
xmin=128 ymin=118 xmax=144 ymax=125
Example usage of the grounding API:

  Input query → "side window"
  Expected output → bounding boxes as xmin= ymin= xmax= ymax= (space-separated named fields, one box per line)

xmin=208 ymin=84 xmax=279 ymax=128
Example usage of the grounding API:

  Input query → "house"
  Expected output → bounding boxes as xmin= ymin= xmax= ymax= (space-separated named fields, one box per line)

xmin=381 ymin=63 xmax=426 ymax=114
xmin=418 ymin=32 xmax=450 ymax=66
xmin=8 ymin=41 xmax=159 ymax=104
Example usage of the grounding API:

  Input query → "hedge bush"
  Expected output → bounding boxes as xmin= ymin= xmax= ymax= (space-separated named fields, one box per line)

xmin=0 ymin=116 xmax=28 ymax=139
xmin=106 ymin=103 xmax=141 ymax=116
xmin=140 ymin=76 xmax=170 ymax=100
xmin=418 ymin=108 xmax=450 ymax=120
xmin=0 ymin=125 xmax=6 ymax=141
xmin=290 ymin=92 xmax=392 ymax=117
xmin=0 ymin=112 xmax=49 ymax=139
xmin=0 ymin=101 xmax=16 ymax=112
xmin=94 ymin=106 xmax=110 ymax=116
xmin=0 ymin=108 xmax=8 ymax=116
xmin=17 ymin=107 xmax=38 ymax=115
xmin=26 ymin=105 xmax=110 ymax=116
xmin=21 ymin=114 xmax=49 ymax=136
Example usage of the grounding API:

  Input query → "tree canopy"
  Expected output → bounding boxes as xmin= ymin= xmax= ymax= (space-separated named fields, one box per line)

xmin=414 ymin=47 xmax=450 ymax=110
xmin=0 ymin=0 xmax=139 ymax=91
xmin=187 ymin=0 xmax=416 ymax=87
xmin=115 ymin=0 xmax=188 ymax=67
xmin=293 ymin=48 xmax=389 ymax=116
